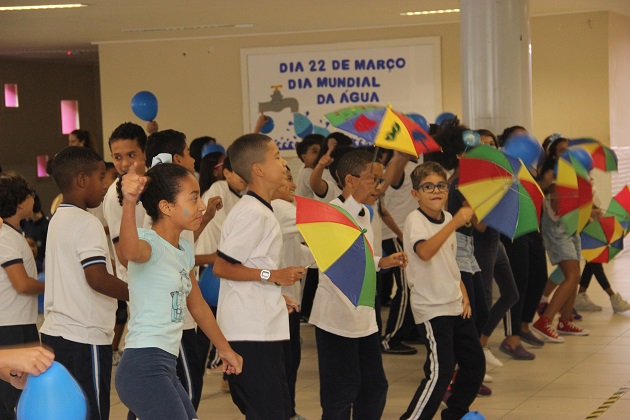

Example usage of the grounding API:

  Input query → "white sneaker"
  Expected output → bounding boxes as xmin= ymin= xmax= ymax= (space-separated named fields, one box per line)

xmin=483 ymin=347 xmax=504 ymax=367
xmin=574 ymin=292 xmax=602 ymax=311
xmin=484 ymin=373 xmax=493 ymax=383
xmin=112 ymin=350 xmax=123 ymax=366
xmin=611 ymin=292 xmax=630 ymax=313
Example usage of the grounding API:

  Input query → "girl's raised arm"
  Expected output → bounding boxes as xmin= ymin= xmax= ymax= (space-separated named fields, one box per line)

xmin=120 ymin=162 xmax=152 ymax=263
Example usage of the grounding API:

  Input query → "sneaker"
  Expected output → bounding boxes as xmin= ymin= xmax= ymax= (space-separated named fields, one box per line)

xmin=499 ymin=339 xmax=536 ymax=360
xmin=574 ymin=292 xmax=603 ymax=311
xmin=572 ymin=308 xmax=583 ymax=322
xmin=532 ymin=317 xmax=565 ymax=343
xmin=611 ymin=292 xmax=630 ymax=313
xmin=112 ymin=350 xmax=123 ymax=366
xmin=478 ymin=384 xmax=492 ymax=397
xmin=520 ymin=331 xmax=545 ymax=347
xmin=557 ymin=318 xmax=589 ymax=336
xmin=536 ymin=301 xmax=548 ymax=317
xmin=484 ymin=373 xmax=493 ymax=383
xmin=483 ymin=347 xmax=503 ymax=367
xmin=381 ymin=341 xmax=418 ymax=355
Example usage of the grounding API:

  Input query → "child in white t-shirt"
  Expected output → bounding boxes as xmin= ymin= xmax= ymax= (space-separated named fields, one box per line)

xmin=309 ymin=150 xmax=407 ymax=419
xmin=0 ymin=171 xmax=45 ymax=417
xmin=400 ymin=161 xmax=484 ymax=420
xmin=294 ymin=134 xmax=322 ymax=199
xmin=213 ymin=134 xmax=306 ymax=419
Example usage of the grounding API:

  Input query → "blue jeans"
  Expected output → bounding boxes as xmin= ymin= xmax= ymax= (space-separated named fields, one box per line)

xmin=115 ymin=347 xmax=197 ymax=420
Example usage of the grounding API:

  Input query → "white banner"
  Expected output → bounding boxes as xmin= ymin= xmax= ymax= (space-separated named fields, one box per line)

xmin=241 ymin=37 xmax=442 ymax=153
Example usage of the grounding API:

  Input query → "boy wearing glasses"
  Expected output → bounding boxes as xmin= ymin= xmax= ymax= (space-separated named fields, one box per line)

xmin=400 ymin=162 xmax=485 ymax=420
xmin=309 ymin=150 xmax=408 ymax=419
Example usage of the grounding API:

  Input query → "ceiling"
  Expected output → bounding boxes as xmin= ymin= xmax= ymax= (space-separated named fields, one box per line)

xmin=1 ymin=0 xmax=629 ymax=63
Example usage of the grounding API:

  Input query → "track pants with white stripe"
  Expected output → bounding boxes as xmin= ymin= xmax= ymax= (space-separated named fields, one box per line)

xmin=400 ymin=316 xmax=485 ymax=420
xmin=41 ymin=334 xmax=112 ymax=420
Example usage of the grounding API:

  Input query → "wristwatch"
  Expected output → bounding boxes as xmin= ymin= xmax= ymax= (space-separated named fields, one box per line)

xmin=260 ymin=269 xmax=271 ymax=282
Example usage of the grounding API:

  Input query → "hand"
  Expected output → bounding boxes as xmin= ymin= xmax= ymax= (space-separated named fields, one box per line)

xmin=461 ymin=296 xmax=472 ymax=319
xmin=283 ymin=295 xmax=299 ymax=313
xmin=202 ymin=196 xmax=223 ymax=223
xmin=121 ymin=162 xmax=147 ymax=203
xmin=219 ymin=349 xmax=243 ymax=375
xmin=453 ymin=207 xmax=474 ymax=229
xmin=271 ymin=266 xmax=306 ymax=286
xmin=327 ymin=137 xmax=337 ymax=151
xmin=146 ymin=120 xmax=159 ymax=135
xmin=10 ymin=372 xmax=28 ymax=390
xmin=3 ymin=346 xmax=54 ymax=378
xmin=253 ymin=114 xmax=269 ymax=134
xmin=378 ymin=252 xmax=408 ymax=270
xmin=392 ymin=150 xmax=414 ymax=162
xmin=317 ymin=153 xmax=334 ymax=169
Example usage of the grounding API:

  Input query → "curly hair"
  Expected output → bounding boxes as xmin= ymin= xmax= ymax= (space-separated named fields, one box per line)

xmin=432 ymin=118 xmax=469 ymax=171
xmin=0 ymin=171 xmax=34 ymax=218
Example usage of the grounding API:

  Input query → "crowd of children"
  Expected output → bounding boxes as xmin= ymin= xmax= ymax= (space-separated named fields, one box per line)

xmin=1 ymin=116 xmax=630 ymax=420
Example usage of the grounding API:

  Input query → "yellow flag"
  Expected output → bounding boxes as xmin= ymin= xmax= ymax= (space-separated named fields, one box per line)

xmin=374 ymin=107 xmax=417 ymax=156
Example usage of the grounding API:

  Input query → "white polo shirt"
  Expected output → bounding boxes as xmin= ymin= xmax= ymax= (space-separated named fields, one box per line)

xmin=0 ymin=222 xmax=38 ymax=326
xmin=40 ymin=204 xmax=116 ymax=345
xmin=271 ymin=198 xmax=308 ymax=302
xmin=309 ymin=195 xmax=381 ymax=338
xmin=195 ymin=181 xmax=241 ymax=256
xmin=403 ymin=208 xmax=463 ymax=325
xmin=382 ymin=160 xmax=421 ymax=241
xmin=217 ymin=192 xmax=287 ymax=342
xmin=313 ymin=170 xmax=341 ymax=204
xmin=295 ymin=167 xmax=315 ymax=199
xmin=103 ymin=181 xmax=146 ymax=283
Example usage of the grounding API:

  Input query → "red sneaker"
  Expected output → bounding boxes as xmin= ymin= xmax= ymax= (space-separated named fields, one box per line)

xmin=557 ymin=318 xmax=589 ymax=336
xmin=532 ymin=317 xmax=565 ymax=343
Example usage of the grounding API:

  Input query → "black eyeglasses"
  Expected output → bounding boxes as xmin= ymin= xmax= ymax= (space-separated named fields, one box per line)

xmin=418 ymin=182 xmax=449 ymax=193
xmin=351 ymin=174 xmax=387 ymax=187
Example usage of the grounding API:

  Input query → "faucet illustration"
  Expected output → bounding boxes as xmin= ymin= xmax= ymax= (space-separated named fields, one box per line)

xmin=258 ymin=85 xmax=299 ymax=113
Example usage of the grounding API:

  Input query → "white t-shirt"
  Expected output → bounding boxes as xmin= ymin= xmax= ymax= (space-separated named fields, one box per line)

xmin=382 ymin=160 xmax=421 ymax=241
xmin=40 ymin=204 xmax=116 ymax=345
xmin=313 ymin=170 xmax=341 ymax=203
xmin=295 ymin=167 xmax=315 ymax=199
xmin=217 ymin=192 xmax=288 ymax=342
xmin=309 ymin=195 xmax=381 ymax=338
xmin=0 ymin=223 xmax=38 ymax=326
xmin=271 ymin=198 xmax=309 ymax=302
xmin=403 ymin=208 xmax=463 ymax=325
xmin=195 ymin=181 xmax=241 ymax=256
xmin=103 ymin=181 xmax=146 ymax=282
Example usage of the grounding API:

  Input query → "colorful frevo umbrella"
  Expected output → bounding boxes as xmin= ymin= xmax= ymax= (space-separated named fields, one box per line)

xmin=580 ymin=216 xmax=625 ymax=263
xmin=324 ymin=105 xmax=441 ymax=157
xmin=606 ymin=185 xmax=630 ymax=233
xmin=554 ymin=150 xmax=593 ymax=236
xmin=295 ymin=196 xmax=376 ymax=307
xmin=568 ymin=138 xmax=618 ymax=172
xmin=458 ymin=144 xmax=543 ymax=240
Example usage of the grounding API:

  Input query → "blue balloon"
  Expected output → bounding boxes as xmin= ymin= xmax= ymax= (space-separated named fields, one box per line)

xmin=435 ymin=112 xmax=456 ymax=126
xmin=462 ymin=130 xmax=481 ymax=148
xmin=503 ymin=133 xmax=543 ymax=169
xmin=201 ymin=143 xmax=226 ymax=159
xmin=17 ymin=361 xmax=87 ymax=420
xmin=130 ymin=91 xmax=158 ymax=121
xmin=568 ymin=146 xmax=594 ymax=172
xmin=462 ymin=411 xmax=486 ymax=420
xmin=406 ymin=113 xmax=430 ymax=132
xmin=199 ymin=265 xmax=220 ymax=306
xmin=259 ymin=116 xmax=275 ymax=134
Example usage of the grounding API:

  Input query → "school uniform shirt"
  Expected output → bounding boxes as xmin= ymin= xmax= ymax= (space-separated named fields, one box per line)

xmin=142 ymin=217 xmax=197 ymax=331
xmin=309 ymin=195 xmax=381 ymax=338
xmin=40 ymin=204 xmax=116 ymax=345
xmin=382 ymin=160 xmax=420 ymax=241
xmin=403 ymin=208 xmax=463 ymax=325
xmin=103 ymin=181 xmax=147 ymax=283
xmin=125 ymin=229 xmax=194 ymax=357
xmin=295 ymin=167 xmax=315 ymax=199
xmin=271 ymin=198 xmax=309 ymax=303
xmin=313 ymin=170 xmax=341 ymax=204
xmin=0 ymin=222 xmax=38 ymax=326
xmin=195 ymin=180 xmax=241 ymax=256
xmin=217 ymin=191 xmax=288 ymax=342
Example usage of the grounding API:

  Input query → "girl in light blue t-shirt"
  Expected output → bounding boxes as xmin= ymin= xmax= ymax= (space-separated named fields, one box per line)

xmin=115 ymin=162 xmax=242 ymax=420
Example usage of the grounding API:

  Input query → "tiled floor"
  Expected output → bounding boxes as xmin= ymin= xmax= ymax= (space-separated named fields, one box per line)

xmin=110 ymin=252 xmax=630 ymax=419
